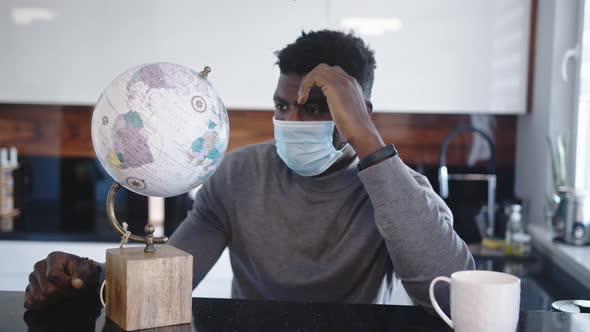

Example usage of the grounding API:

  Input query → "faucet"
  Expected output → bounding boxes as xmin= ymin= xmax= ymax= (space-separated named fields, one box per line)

xmin=439 ymin=126 xmax=497 ymax=238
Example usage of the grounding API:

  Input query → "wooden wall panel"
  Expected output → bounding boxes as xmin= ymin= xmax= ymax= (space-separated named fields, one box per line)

xmin=0 ymin=105 xmax=93 ymax=158
xmin=0 ymin=104 xmax=516 ymax=167
xmin=372 ymin=113 xmax=517 ymax=167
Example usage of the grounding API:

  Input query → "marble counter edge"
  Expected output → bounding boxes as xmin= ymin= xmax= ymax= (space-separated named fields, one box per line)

xmin=528 ymin=224 xmax=590 ymax=291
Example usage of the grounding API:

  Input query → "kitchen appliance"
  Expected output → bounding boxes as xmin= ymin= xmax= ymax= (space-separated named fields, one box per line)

xmin=551 ymin=187 xmax=590 ymax=246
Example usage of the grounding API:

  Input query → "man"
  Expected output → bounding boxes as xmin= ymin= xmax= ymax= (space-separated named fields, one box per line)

xmin=24 ymin=30 xmax=474 ymax=310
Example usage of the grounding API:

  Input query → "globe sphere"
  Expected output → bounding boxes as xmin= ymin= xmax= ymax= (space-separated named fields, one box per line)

xmin=91 ymin=62 xmax=229 ymax=197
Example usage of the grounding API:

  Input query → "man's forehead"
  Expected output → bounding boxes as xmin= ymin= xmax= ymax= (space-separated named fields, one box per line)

xmin=277 ymin=73 xmax=302 ymax=89
xmin=275 ymin=73 xmax=325 ymax=100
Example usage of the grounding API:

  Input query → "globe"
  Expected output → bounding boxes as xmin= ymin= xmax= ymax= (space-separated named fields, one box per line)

xmin=91 ymin=62 xmax=229 ymax=197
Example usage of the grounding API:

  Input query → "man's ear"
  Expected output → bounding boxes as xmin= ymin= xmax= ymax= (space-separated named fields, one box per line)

xmin=366 ymin=101 xmax=373 ymax=116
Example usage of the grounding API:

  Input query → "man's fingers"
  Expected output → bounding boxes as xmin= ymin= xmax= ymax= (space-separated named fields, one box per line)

xmin=71 ymin=257 xmax=97 ymax=290
xmin=24 ymin=286 xmax=35 ymax=309
xmin=298 ymin=64 xmax=328 ymax=104
xmin=45 ymin=252 xmax=97 ymax=292
xmin=25 ymin=252 xmax=98 ymax=310
xmin=33 ymin=260 xmax=59 ymax=298
xmin=28 ymin=272 xmax=48 ymax=305
xmin=297 ymin=75 xmax=314 ymax=104
xmin=45 ymin=252 xmax=71 ymax=289
xmin=46 ymin=251 xmax=86 ymax=290
xmin=65 ymin=255 xmax=85 ymax=289
xmin=297 ymin=64 xmax=349 ymax=104
xmin=33 ymin=260 xmax=47 ymax=284
xmin=298 ymin=73 xmax=327 ymax=104
xmin=28 ymin=273 xmax=40 ymax=300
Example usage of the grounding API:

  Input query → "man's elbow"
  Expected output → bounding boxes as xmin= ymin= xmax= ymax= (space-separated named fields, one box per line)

xmin=456 ymin=244 xmax=476 ymax=272
xmin=463 ymin=251 xmax=476 ymax=271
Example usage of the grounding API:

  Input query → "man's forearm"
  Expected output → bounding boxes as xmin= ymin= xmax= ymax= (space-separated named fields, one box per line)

xmin=358 ymin=156 xmax=475 ymax=307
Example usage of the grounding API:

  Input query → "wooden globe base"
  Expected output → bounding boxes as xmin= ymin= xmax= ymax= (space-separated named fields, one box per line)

xmin=104 ymin=182 xmax=193 ymax=330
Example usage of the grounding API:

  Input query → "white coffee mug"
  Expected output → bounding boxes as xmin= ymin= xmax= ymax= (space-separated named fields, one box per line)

xmin=429 ymin=270 xmax=521 ymax=332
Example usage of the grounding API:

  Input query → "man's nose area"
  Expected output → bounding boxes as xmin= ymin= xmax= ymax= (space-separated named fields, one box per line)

xmin=284 ymin=106 xmax=304 ymax=121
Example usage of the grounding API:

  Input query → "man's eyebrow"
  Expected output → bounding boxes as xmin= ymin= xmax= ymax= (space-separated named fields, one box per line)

xmin=302 ymin=97 xmax=326 ymax=104
xmin=272 ymin=95 xmax=326 ymax=107
xmin=273 ymin=95 xmax=289 ymax=104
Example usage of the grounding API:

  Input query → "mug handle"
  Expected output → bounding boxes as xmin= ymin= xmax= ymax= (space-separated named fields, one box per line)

xmin=429 ymin=276 xmax=453 ymax=328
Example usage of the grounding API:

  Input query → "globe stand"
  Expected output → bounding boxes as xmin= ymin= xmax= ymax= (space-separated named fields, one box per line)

xmin=104 ymin=182 xmax=193 ymax=331
xmin=106 ymin=182 xmax=168 ymax=252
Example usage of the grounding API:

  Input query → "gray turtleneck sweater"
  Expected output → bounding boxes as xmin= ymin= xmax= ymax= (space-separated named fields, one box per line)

xmin=168 ymin=141 xmax=474 ymax=307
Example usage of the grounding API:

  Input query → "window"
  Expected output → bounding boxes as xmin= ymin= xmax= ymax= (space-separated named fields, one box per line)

xmin=575 ymin=0 xmax=590 ymax=192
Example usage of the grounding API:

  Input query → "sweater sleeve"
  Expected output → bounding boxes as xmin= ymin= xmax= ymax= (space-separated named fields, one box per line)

xmin=168 ymin=177 xmax=229 ymax=290
xmin=358 ymin=155 xmax=475 ymax=308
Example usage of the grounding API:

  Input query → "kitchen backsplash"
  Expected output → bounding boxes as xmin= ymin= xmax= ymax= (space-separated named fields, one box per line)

xmin=0 ymin=104 xmax=518 ymax=242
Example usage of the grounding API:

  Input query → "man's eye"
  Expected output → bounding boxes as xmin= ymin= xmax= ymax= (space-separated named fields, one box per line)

xmin=304 ymin=104 xmax=322 ymax=115
xmin=275 ymin=104 xmax=288 ymax=112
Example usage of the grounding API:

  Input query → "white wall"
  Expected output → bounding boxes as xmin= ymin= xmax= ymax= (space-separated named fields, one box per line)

xmin=515 ymin=0 xmax=581 ymax=228
xmin=0 ymin=241 xmax=233 ymax=298
xmin=0 ymin=0 xmax=532 ymax=113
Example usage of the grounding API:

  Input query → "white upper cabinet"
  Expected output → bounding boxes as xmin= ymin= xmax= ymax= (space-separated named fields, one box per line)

xmin=0 ymin=0 xmax=532 ymax=113
xmin=329 ymin=0 xmax=532 ymax=114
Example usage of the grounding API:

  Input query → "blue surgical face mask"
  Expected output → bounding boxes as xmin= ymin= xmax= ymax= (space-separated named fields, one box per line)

xmin=273 ymin=118 xmax=348 ymax=177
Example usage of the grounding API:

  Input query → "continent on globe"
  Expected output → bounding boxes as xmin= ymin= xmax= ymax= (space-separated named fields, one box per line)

xmin=188 ymin=120 xmax=220 ymax=166
xmin=127 ymin=63 xmax=177 ymax=91
xmin=107 ymin=110 xmax=154 ymax=170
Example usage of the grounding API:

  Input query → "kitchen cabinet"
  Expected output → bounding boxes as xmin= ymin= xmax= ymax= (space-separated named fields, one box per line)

xmin=329 ymin=0 xmax=533 ymax=113
xmin=0 ymin=0 xmax=532 ymax=113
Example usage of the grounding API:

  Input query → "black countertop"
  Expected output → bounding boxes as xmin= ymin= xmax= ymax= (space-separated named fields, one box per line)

xmin=3 ymin=291 xmax=590 ymax=332
xmin=471 ymin=247 xmax=590 ymax=311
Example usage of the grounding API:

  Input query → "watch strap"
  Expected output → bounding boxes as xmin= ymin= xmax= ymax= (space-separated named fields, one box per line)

xmin=357 ymin=144 xmax=398 ymax=171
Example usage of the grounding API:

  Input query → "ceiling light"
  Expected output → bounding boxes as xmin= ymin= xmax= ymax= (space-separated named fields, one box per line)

xmin=341 ymin=17 xmax=403 ymax=36
xmin=11 ymin=8 xmax=57 ymax=25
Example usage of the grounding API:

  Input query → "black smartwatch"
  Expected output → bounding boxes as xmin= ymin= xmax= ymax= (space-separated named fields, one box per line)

xmin=357 ymin=144 xmax=398 ymax=171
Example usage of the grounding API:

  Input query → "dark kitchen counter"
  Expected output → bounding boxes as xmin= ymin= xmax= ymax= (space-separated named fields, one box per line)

xmin=2 ymin=291 xmax=590 ymax=332
xmin=2 ymin=245 xmax=590 ymax=331
xmin=471 ymin=244 xmax=590 ymax=311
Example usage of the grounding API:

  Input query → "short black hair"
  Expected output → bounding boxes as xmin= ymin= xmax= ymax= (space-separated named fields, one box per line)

xmin=276 ymin=30 xmax=376 ymax=99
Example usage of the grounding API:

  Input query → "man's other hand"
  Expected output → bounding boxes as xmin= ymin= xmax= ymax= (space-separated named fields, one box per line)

xmin=24 ymin=251 xmax=99 ymax=310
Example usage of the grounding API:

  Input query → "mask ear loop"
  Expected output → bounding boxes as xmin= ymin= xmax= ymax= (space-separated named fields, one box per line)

xmin=338 ymin=142 xmax=351 ymax=153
